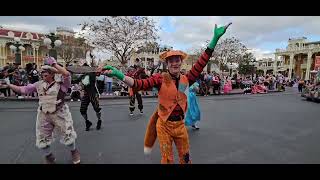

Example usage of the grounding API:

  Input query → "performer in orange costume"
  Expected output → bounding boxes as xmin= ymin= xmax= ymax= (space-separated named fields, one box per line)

xmin=102 ymin=23 xmax=231 ymax=164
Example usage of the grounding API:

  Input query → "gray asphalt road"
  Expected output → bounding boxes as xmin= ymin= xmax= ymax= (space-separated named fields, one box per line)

xmin=0 ymin=88 xmax=319 ymax=164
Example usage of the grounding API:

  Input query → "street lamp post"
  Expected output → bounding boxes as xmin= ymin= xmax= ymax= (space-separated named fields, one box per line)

xmin=43 ymin=30 xmax=62 ymax=60
xmin=9 ymin=37 xmax=25 ymax=65
xmin=249 ymin=60 xmax=257 ymax=80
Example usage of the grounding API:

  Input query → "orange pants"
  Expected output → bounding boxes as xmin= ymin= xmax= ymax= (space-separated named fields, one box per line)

xmin=156 ymin=117 xmax=191 ymax=164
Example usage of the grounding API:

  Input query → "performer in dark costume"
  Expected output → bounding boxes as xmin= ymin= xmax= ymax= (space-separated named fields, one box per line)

xmin=78 ymin=60 xmax=102 ymax=131
xmin=126 ymin=58 xmax=147 ymax=115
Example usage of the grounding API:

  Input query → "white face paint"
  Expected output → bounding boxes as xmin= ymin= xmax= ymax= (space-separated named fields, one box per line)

xmin=41 ymin=72 xmax=55 ymax=83
xmin=167 ymin=56 xmax=182 ymax=76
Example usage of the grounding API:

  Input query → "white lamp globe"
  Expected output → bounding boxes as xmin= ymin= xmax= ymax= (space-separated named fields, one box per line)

xmin=10 ymin=45 xmax=17 ymax=51
xmin=43 ymin=38 xmax=52 ymax=46
xmin=54 ymin=40 xmax=62 ymax=47
xmin=19 ymin=46 xmax=25 ymax=51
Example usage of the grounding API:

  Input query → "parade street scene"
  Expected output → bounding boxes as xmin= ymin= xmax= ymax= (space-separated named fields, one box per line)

xmin=0 ymin=16 xmax=319 ymax=164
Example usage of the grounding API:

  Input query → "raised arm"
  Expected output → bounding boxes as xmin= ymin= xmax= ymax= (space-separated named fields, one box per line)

xmin=101 ymin=65 xmax=162 ymax=91
xmin=44 ymin=57 xmax=70 ymax=77
xmin=186 ymin=23 xmax=232 ymax=85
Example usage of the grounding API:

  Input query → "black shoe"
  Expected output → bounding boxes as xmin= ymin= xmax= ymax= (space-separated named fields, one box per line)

xmin=192 ymin=125 xmax=200 ymax=130
xmin=96 ymin=120 xmax=102 ymax=130
xmin=85 ymin=120 xmax=92 ymax=131
xmin=130 ymin=112 xmax=134 ymax=116
xmin=140 ymin=110 xmax=143 ymax=114
xmin=44 ymin=153 xmax=56 ymax=164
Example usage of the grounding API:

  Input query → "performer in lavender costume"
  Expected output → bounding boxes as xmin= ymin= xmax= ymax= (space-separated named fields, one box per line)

xmin=0 ymin=57 xmax=80 ymax=164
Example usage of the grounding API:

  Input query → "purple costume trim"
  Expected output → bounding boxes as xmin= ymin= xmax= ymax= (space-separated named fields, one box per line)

xmin=21 ymin=75 xmax=71 ymax=94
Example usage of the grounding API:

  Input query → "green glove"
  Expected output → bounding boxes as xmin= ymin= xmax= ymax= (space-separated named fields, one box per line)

xmin=208 ymin=22 xmax=232 ymax=49
xmin=103 ymin=65 xmax=125 ymax=81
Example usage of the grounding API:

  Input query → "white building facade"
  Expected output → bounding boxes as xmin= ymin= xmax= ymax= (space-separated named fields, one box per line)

xmin=274 ymin=37 xmax=320 ymax=80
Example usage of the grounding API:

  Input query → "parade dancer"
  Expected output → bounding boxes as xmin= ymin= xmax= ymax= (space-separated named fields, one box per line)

xmin=78 ymin=63 xmax=102 ymax=131
xmin=0 ymin=57 xmax=80 ymax=164
xmin=126 ymin=58 xmax=146 ymax=115
xmin=101 ymin=23 xmax=231 ymax=164
xmin=185 ymin=81 xmax=201 ymax=130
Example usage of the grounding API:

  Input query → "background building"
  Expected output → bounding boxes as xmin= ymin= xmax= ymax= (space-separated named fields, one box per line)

xmin=274 ymin=37 xmax=320 ymax=80
xmin=0 ymin=27 xmax=46 ymax=68
xmin=255 ymin=58 xmax=285 ymax=76
xmin=0 ymin=26 xmax=91 ymax=69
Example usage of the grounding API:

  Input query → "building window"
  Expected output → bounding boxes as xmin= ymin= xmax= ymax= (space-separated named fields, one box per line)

xmin=27 ymin=48 xmax=33 ymax=56
xmin=303 ymin=59 xmax=307 ymax=64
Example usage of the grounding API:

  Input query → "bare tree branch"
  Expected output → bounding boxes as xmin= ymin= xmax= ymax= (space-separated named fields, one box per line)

xmin=79 ymin=16 xmax=159 ymax=66
xmin=191 ymin=37 xmax=252 ymax=72
xmin=56 ymin=36 xmax=89 ymax=66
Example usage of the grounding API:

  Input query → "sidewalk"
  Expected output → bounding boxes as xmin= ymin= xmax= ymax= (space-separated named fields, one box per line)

xmin=0 ymin=89 xmax=282 ymax=101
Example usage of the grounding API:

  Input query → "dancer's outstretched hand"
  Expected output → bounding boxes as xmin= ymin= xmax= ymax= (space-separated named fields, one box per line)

xmin=44 ymin=56 xmax=57 ymax=66
xmin=0 ymin=78 xmax=10 ymax=88
xmin=0 ymin=84 xmax=8 ymax=89
xmin=208 ymin=22 xmax=232 ymax=49
xmin=103 ymin=65 xmax=125 ymax=81
xmin=214 ymin=23 xmax=232 ymax=40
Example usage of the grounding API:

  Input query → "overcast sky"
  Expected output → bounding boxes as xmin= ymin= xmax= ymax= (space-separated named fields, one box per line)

xmin=1 ymin=16 xmax=320 ymax=60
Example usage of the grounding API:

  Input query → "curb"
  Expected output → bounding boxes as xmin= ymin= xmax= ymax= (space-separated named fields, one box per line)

xmin=0 ymin=90 xmax=283 ymax=102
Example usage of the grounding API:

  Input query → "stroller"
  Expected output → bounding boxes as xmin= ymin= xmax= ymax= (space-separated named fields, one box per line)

xmin=212 ymin=79 xmax=221 ymax=95
xmin=277 ymin=82 xmax=285 ymax=92
xmin=242 ymin=80 xmax=253 ymax=94
xmin=70 ymin=84 xmax=81 ymax=101
xmin=117 ymin=82 xmax=129 ymax=96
